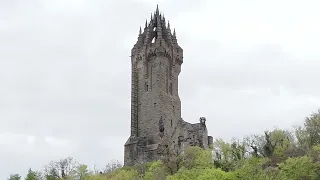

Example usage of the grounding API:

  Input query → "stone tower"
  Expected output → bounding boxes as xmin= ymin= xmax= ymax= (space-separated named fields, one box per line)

xmin=124 ymin=5 xmax=213 ymax=166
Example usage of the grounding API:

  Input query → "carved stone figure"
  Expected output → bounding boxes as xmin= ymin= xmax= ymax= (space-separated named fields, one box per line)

xmin=159 ymin=116 xmax=164 ymax=133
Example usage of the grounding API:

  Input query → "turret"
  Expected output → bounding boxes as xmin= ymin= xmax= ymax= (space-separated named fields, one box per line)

xmin=125 ymin=5 xmax=186 ymax=166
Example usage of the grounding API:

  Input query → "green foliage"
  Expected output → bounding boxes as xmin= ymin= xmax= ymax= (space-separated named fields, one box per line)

xmin=25 ymin=168 xmax=42 ymax=180
xmin=107 ymin=169 xmax=140 ymax=180
xmin=279 ymin=156 xmax=318 ymax=180
xmin=235 ymin=157 xmax=269 ymax=180
xmin=197 ymin=168 xmax=236 ymax=180
xmin=87 ymin=174 xmax=108 ymax=180
xmin=268 ymin=129 xmax=293 ymax=157
xmin=306 ymin=110 xmax=320 ymax=145
xmin=180 ymin=146 xmax=212 ymax=169
xmin=213 ymin=138 xmax=246 ymax=171
xmin=8 ymin=174 xmax=21 ymax=180
xmin=166 ymin=167 xmax=206 ymax=180
xmin=74 ymin=164 xmax=92 ymax=180
xmin=7 ymin=108 xmax=320 ymax=180
xmin=167 ymin=168 xmax=236 ymax=180
xmin=213 ymin=138 xmax=232 ymax=162
xmin=263 ymin=167 xmax=281 ymax=180
xmin=310 ymin=145 xmax=320 ymax=162
xmin=143 ymin=161 xmax=168 ymax=180
xmin=45 ymin=175 xmax=59 ymax=180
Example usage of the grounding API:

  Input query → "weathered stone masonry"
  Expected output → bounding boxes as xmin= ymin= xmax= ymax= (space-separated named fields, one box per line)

xmin=124 ymin=6 xmax=213 ymax=166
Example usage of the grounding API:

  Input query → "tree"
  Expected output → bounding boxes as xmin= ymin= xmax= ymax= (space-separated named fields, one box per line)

xmin=25 ymin=168 xmax=42 ymax=180
xmin=295 ymin=125 xmax=309 ymax=149
xmin=245 ymin=129 xmax=294 ymax=159
xmin=45 ymin=169 xmax=60 ymax=180
xmin=244 ymin=134 xmax=266 ymax=157
xmin=106 ymin=169 xmax=140 ymax=180
xmin=160 ymin=140 xmax=184 ymax=174
xmin=213 ymin=138 xmax=232 ymax=162
xmin=44 ymin=157 xmax=78 ymax=179
xmin=279 ymin=156 xmax=318 ymax=180
xmin=213 ymin=138 xmax=245 ymax=171
xmin=87 ymin=175 xmax=108 ymax=180
xmin=104 ymin=160 xmax=122 ymax=173
xmin=230 ymin=139 xmax=246 ymax=161
xmin=74 ymin=164 xmax=92 ymax=180
xmin=7 ymin=108 xmax=320 ymax=180
xmin=166 ymin=168 xmax=206 ymax=180
xmin=234 ymin=157 xmax=269 ymax=180
xmin=143 ymin=161 xmax=169 ymax=180
xmin=299 ymin=109 xmax=320 ymax=148
xmin=197 ymin=168 xmax=236 ymax=180
xmin=8 ymin=174 xmax=21 ymax=180
xmin=180 ymin=146 xmax=212 ymax=170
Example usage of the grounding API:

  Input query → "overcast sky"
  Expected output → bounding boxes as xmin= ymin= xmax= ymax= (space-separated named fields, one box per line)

xmin=1 ymin=0 xmax=320 ymax=179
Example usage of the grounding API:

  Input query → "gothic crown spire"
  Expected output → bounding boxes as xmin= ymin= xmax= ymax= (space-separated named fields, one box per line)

xmin=134 ymin=5 xmax=180 ymax=50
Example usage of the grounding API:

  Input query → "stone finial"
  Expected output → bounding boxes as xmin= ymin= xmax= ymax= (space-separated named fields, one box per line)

xmin=167 ymin=21 xmax=170 ymax=30
xmin=162 ymin=15 xmax=166 ymax=27
xmin=173 ymin=28 xmax=176 ymax=37
xmin=156 ymin=4 xmax=159 ymax=15
xmin=156 ymin=14 xmax=162 ymax=39
xmin=139 ymin=26 xmax=142 ymax=35
xmin=199 ymin=117 xmax=206 ymax=125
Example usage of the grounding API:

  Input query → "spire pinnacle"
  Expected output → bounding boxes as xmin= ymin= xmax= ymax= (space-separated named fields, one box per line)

xmin=156 ymin=4 xmax=159 ymax=14
xmin=173 ymin=28 xmax=176 ymax=36
xmin=167 ymin=21 xmax=170 ymax=29
xmin=139 ymin=26 xmax=142 ymax=35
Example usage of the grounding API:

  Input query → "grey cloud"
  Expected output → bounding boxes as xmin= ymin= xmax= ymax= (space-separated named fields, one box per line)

xmin=180 ymin=39 xmax=320 ymax=97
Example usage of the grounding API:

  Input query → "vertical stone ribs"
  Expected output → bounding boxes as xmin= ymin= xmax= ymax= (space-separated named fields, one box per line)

xmin=131 ymin=62 xmax=138 ymax=137
xmin=144 ymin=61 xmax=148 ymax=79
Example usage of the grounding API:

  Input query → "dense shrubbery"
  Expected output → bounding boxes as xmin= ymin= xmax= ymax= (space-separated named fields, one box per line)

xmin=8 ymin=109 xmax=320 ymax=180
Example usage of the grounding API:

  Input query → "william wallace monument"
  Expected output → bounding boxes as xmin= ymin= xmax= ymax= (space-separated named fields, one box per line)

xmin=124 ymin=6 xmax=213 ymax=166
